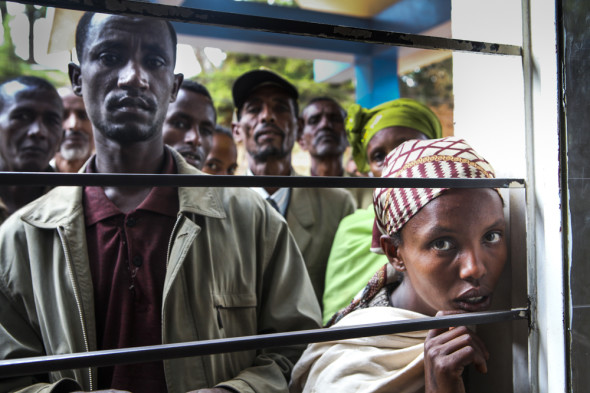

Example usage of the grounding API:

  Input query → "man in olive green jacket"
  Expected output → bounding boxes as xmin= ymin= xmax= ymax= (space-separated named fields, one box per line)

xmin=0 ymin=12 xmax=321 ymax=393
xmin=0 ymin=148 xmax=320 ymax=393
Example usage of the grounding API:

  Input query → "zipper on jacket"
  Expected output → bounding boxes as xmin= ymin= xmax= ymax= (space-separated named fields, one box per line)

xmin=58 ymin=227 xmax=94 ymax=391
xmin=166 ymin=213 xmax=184 ymax=269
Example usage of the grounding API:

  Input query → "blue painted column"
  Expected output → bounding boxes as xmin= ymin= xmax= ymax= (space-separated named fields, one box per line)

xmin=354 ymin=51 xmax=400 ymax=108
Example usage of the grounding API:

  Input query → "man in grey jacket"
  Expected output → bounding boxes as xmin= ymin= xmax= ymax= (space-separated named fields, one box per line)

xmin=232 ymin=70 xmax=355 ymax=304
xmin=0 ymin=12 xmax=321 ymax=393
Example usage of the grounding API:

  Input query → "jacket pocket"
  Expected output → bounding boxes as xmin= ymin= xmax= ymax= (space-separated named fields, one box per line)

xmin=212 ymin=292 xmax=257 ymax=338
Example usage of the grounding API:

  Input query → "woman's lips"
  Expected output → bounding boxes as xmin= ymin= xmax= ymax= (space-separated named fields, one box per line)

xmin=453 ymin=289 xmax=492 ymax=312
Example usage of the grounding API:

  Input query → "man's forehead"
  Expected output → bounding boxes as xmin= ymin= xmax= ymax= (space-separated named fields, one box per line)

xmin=175 ymin=89 xmax=215 ymax=113
xmin=86 ymin=14 xmax=173 ymax=52
xmin=3 ymin=84 xmax=61 ymax=109
xmin=304 ymin=101 xmax=342 ymax=117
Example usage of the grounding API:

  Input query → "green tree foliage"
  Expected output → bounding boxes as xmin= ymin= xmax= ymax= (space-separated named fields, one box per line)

xmin=399 ymin=57 xmax=453 ymax=109
xmin=192 ymin=53 xmax=355 ymax=127
xmin=0 ymin=2 xmax=24 ymax=79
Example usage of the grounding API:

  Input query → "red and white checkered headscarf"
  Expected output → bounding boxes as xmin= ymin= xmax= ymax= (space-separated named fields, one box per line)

xmin=371 ymin=137 xmax=497 ymax=253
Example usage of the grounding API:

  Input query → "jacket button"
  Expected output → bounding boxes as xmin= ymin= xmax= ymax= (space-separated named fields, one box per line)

xmin=127 ymin=217 xmax=137 ymax=227
xmin=132 ymin=255 xmax=143 ymax=267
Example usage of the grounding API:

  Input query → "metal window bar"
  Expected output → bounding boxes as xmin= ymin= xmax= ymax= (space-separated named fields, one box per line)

xmin=0 ymin=0 xmax=531 ymax=386
xmin=10 ymin=0 xmax=520 ymax=56
xmin=0 ymin=173 xmax=525 ymax=189
xmin=0 ymin=308 xmax=528 ymax=378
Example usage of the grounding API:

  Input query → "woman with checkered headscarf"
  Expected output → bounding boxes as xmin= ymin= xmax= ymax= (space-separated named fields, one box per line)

xmin=291 ymin=137 xmax=507 ymax=393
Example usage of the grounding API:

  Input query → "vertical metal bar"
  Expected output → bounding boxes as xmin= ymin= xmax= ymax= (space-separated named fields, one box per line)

xmin=521 ymin=0 xmax=538 ymax=392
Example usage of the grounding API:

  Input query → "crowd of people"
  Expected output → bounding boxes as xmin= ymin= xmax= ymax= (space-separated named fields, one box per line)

xmin=0 ymin=11 xmax=508 ymax=393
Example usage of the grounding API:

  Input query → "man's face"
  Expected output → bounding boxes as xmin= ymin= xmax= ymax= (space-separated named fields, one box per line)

xmin=233 ymin=85 xmax=298 ymax=163
xmin=70 ymin=14 xmax=182 ymax=145
xmin=163 ymin=89 xmax=215 ymax=169
xmin=60 ymin=92 xmax=94 ymax=161
xmin=300 ymin=100 xmax=347 ymax=157
xmin=202 ymin=133 xmax=238 ymax=176
xmin=0 ymin=84 xmax=63 ymax=172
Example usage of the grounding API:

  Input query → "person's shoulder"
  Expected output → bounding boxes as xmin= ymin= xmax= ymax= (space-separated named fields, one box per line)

xmin=214 ymin=186 xmax=285 ymax=222
xmin=318 ymin=186 xmax=355 ymax=200
xmin=7 ymin=186 xmax=81 ymax=230
xmin=217 ymin=186 xmax=266 ymax=208
xmin=295 ymin=186 xmax=353 ymax=201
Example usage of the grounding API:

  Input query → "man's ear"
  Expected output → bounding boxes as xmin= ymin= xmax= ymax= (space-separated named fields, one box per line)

xmin=297 ymin=120 xmax=309 ymax=151
xmin=380 ymin=235 xmax=405 ymax=272
xmin=170 ymin=73 xmax=184 ymax=102
xmin=296 ymin=116 xmax=304 ymax=141
xmin=232 ymin=121 xmax=243 ymax=143
xmin=68 ymin=63 xmax=82 ymax=97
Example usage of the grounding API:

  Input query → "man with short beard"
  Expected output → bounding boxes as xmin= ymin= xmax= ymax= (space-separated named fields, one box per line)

xmin=298 ymin=97 xmax=348 ymax=177
xmin=0 ymin=12 xmax=320 ymax=393
xmin=0 ymin=76 xmax=63 ymax=221
xmin=53 ymin=89 xmax=94 ymax=172
xmin=232 ymin=69 xmax=356 ymax=304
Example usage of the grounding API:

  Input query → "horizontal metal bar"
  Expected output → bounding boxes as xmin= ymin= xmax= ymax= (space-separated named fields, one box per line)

xmin=10 ymin=0 xmax=522 ymax=56
xmin=0 ymin=172 xmax=526 ymax=188
xmin=0 ymin=308 xmax=528 ymax=378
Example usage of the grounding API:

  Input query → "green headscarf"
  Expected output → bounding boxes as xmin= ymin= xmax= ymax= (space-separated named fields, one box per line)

xmin=345 ymin=98 xmax=442 ymax=173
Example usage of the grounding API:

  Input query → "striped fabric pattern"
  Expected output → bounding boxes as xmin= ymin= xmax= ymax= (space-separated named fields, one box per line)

xmin=373 ymin=137 xmax=496 ymax=237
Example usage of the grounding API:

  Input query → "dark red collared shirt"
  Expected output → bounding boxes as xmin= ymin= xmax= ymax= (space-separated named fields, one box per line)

xmin=84 ymin=150 xmax=179 ymax=392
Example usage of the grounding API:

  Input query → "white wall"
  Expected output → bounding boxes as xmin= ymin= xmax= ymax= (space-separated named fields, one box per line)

xmin=451 ymin=0 xmax=526 ymax=179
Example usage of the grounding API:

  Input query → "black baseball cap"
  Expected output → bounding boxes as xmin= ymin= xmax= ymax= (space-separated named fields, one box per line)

xmin=232 ymin=69 xmax=299 ymax=115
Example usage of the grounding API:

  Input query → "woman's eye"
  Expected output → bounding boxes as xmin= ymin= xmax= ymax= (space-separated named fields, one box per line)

xmin=484 ymin=231 xmax=502 ymax=243
xmin=432 ymin=239 xmax=453 ymax=251
xmin=370 ymin=152 xmax=385 ymax=165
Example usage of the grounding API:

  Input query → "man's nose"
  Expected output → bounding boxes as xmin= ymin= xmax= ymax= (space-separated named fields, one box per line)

xmin=259 ymin=104 xmax=275 ymax=123
xmin=27 ymin=118 xmax=49 ymax=139
xmin=184 ymin=128 xmax=202 ymax=146
xmin=118 ymin=61 xmax=149 ymax=90
xmin=318 ymin=115 xmax=333 ymax=129
xmin=459 ymin=246 xmax=487 ymax=283
xmin=63 ymin=112 xmax=79 ymax=131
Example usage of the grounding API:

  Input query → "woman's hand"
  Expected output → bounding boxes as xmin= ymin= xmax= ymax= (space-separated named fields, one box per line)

xmin=424 ymin=311 xmax=489 ymax=393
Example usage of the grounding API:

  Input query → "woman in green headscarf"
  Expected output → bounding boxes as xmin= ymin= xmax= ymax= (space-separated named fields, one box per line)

xmin=322 ymin=98 xmax=442 ymax=324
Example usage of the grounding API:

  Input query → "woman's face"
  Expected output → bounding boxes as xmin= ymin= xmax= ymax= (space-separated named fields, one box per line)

xmin=366 ymin=126 xmax=429 ymax=177
xmin=384 ymin=188 xmax=507 ymax=316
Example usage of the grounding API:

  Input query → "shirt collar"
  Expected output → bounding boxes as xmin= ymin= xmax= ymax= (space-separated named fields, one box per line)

xmin=247 ymin=168 xmax=292 ymax=216
xmin=83 ymin=149 xmax=179 ymax=226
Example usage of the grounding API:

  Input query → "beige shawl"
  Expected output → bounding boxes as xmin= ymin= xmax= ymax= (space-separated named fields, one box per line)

xmin=290 ymin=306 xmax=428 ymax=393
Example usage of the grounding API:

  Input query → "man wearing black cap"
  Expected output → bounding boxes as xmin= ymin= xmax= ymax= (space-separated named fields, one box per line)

xmin=232 ymin=69 xmax=356 ymax=304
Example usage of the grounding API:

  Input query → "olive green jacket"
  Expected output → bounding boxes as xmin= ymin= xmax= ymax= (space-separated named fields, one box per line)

xmin=0 ymin=149 xmax=321 ymax=393
xmin=286 ymin=186 xmax=355 ymax=304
